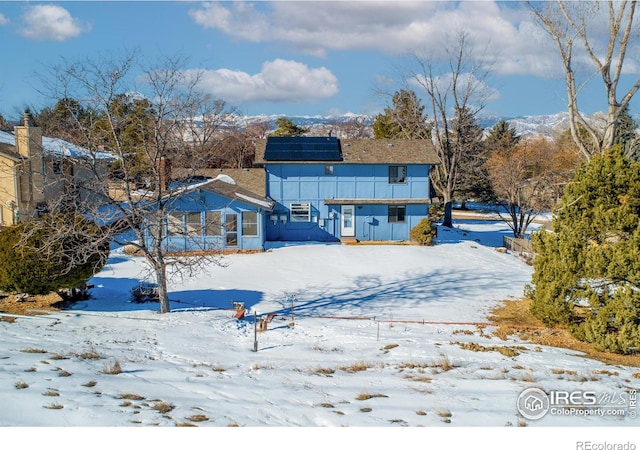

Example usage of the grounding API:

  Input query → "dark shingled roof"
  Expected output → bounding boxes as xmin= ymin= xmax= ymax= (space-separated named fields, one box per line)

xmin=170 ymin=168 xmax=267 ymax=197
xmin=196 ymin=178 xmax=274 ymax=211
xmin=255 ymin=138 xmax=440 ymax=165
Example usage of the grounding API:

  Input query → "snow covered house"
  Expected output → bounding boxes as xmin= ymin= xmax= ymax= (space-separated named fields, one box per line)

xmin=254 ymin=136 xmax=440 ymax=243
xmin=0 ymin=110 xmax=115 ymax=226
xmin=147 ymin=172 xmax=275 ymax=252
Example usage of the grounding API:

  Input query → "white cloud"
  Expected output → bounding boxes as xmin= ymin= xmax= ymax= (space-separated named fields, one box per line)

xmin=188 ymin=1 xmax=562 ymax=77
xmin=19 ymin=5 xmax=90 ymax=41
xmin=0 ymin=13 xmax=9 ymax=26
xmin=187 ymin=59 xmax=339 ymax=104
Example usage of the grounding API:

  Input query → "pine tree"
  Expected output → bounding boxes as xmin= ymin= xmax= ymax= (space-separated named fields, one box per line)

xmin=372 ymin=89 xmax=430 ymax=140
xmin=530 ymin=147 xmax=640 ymax=353
xmin=271 ymin=117 xmax=309 ymax=137
xmin=453 ymin=106 xmax=490 ymax=206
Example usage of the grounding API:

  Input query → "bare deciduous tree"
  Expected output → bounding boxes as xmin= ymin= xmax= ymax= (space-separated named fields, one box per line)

xmin=40 ymin=52 xmax=227 ymax=313
xmin=486 ymin=137 xmax=578 ymax=238
xmin=530 ymin=0 xmax=640 ymax=159
xmin=410 ymin=31 xmax=494 ymax=227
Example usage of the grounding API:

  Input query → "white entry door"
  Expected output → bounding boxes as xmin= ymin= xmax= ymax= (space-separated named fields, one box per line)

xmin=341 ymin=205 xmax=355 ymax=237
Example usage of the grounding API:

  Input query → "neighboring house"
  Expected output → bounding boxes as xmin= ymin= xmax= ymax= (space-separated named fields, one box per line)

xmin=254 ymin=136 xmax=440 ymax=243
xmin=147 ymin=174 xmax=275 ymax=252
xmin=0 ymin=111 xmax=115 ymax=226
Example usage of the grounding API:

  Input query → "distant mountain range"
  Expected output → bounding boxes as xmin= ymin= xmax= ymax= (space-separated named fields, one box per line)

xmin=233 ymin=111 xmax=577 ymax=140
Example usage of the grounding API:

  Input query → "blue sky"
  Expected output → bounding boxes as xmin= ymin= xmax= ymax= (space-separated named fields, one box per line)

xmin=0 ymin=1 xmax=637 ymax=121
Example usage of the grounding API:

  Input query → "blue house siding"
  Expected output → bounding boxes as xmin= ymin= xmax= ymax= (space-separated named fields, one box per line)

xmin=265 ymin=163 xmax=432 ymax=242
xmin=145 ymin=182 xmax=273 ymax=252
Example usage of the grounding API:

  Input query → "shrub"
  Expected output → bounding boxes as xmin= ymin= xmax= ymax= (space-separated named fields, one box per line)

xmin=0 ymin=213 xmax=109 ymax=295
xmin=529 ymin=148 xmax=640 ymax=354
xmin=410 ymin=218 xmax=437 ymax=246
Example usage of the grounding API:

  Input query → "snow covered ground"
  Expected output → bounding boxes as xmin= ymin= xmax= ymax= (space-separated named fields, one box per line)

xmin=1 ymin=220 xmax=638 ymax=448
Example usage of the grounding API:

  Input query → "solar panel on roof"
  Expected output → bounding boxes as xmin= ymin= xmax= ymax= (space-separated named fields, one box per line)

xmin=263 ymin=136 xmax=342 ymax=161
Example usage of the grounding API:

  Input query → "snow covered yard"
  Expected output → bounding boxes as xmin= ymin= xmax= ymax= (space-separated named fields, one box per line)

xmin=1 ymin=220 xmax=638 ymax=447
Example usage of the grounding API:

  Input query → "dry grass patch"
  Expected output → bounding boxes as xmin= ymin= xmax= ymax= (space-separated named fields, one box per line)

xmin=186 ymin=414 xmax=209 ymax=422
xmin=44 ymin=403 xmax=64 ymax=410
xmin=404 ymin=374 xmax=432 ymax=383
xmin=355 ymin=392 xmax=389 ymax=401
xmin=152 ymin=401 xmax=175 ymax=414
xmin=632 ymin=373 xmax=640 ymax=379
xmin=176 ymin=422 xmax=197 ymax=427
xmin=319 ymin=402 xmax=335 ymax=408
xmin=50 ymin=353 xmax=69 ymax=360
xmin=119 ymin=393 xmax=145 ymax=401
xmin=381 ymin=343 xmax=399 ymax=354
xmin=102 ymin=360 xmax=122 ymax=375
xmin=212 ymin=366 xmax=226 ymax=372
xmin=454 ymin=341 xmax=525 ymax=358
xmin=360 ymin=407 xmax=372 ymax=413
xmin=24 ymin=367 xmax=37 ymax=373
xmin=15 ymin=381 xmax=29 ymax=389
xmin=20 ymin=347 xmax=48 ymax=354
xmin=43 ymin=389 xmax=59 ymax=397
xmin=82 ymin=380 xmax=97 ymax=387
xmin=57 ymin=369 xmax=72 ymax=377
xmin=75 ymin=349 xmax=102 ymax=360
xmin=310 ymin=367 xmax=335 ymax=376
xmin=490 ymin=299 xmax=640 ymax=368
xmin=592 ymin=369 xmax=619 ymax=377
xmin=339 ymin=361 xmax=373 ymax=373
xmin=416 ymin=410 xmax=427 ymax=416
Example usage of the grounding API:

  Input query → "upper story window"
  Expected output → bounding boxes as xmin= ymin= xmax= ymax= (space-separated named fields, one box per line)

xmin=290 ymin=202 xmax=311 ymax=222
xmin=389 ymin=165 xmax=407 ymax=184
xmin=324 ymin=165 xmax=334 ymax=175
xmin=52 ymin=161 xmax=63 ymax=174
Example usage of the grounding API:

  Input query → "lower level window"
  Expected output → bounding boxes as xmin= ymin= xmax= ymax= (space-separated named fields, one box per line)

xmin=290 ymin=202 xmax=311 ymax=222
xmin=242 ymin=211 xmax=258 ymax=236
xmin=388 ymin=205 xmax=406 ymax=223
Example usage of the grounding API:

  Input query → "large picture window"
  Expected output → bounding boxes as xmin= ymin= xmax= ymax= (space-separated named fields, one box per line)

xmin=290 ymin=203 xmax=311 ymax=222
xmin=242 ymin=212 xmax=258 ymax=237
xmin=389 ymin=165 xmax=407 ymax=184
xmin=388 ymin=205 xmax=406 ymax=223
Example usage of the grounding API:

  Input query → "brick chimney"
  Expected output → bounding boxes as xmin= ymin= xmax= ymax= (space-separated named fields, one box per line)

xmin=157 ymin=157 xmax=172 ymax=192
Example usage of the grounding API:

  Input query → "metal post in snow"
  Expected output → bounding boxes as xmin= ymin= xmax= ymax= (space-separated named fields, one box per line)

xmin=253 ymin=311 xmax=258 ymax=352
xmin=290 ymin=294 xmax=295 ymax=327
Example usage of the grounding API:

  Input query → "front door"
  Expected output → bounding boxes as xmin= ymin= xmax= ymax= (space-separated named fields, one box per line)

xmin=225 ymin=213 xmax=238 ymax=247
xmin=341 ymin=205 xmax=355 ymax=237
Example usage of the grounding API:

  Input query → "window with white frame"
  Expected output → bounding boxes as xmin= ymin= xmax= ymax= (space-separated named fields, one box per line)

xmin=242 ymin=212 xmax=258 ymax=236
xmin=389 ymin=165 xmax=407 ymax=184
xmin=290 ymin=202 xmax=311 ymax=222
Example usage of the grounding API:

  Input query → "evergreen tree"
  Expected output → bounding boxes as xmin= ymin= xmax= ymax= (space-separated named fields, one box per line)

xmin=271 ymin=117 xmax=309 ymax=137
xmin=613 ymin=104 xmax=640 ymax=160
xmin=372 ymin=89 xmax=430 ymax=140
xmin=453 ymin=106 xmax=489 ymax=206
xmin=0 ymin=213 xmax=109 ymax=295
xmin=530 ymin=147 xmax=640 ymax=353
